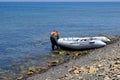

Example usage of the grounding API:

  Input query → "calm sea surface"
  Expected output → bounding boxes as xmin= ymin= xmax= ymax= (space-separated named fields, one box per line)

xmin=0 ymin=2 xmax=120 ymax=77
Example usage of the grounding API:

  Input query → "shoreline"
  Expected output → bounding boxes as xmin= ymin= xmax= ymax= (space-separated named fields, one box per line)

xmin=27 ymin=36 xmax=120 ymax=80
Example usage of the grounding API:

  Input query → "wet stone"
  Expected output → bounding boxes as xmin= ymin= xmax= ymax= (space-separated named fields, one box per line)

xmin=28 ymin=67 xmax=36 ymax=73
xmin=47 ymin=59 xmax=59 ymax=64
xmin=26 ymin=71 xmax=34 ymax=75
xmin=47 ymin=59 xmax=60 ymax=67
xmin=16 ymin=75 xmax=23 ymax=80
xmin=26 ymin=66 xmax=37 ymax=75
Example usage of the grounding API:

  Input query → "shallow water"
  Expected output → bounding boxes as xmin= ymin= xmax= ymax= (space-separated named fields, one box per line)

xmin=0 ymin=2 xmax=120 ymax=79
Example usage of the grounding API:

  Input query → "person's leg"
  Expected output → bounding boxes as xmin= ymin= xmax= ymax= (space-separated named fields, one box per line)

xmin=50 ymin=36 xmax=55 ymax=50
xmin=54 ymin=40 xmax=59 ymax=49
xmin=52 ymin=44 xmax=54 ymax=50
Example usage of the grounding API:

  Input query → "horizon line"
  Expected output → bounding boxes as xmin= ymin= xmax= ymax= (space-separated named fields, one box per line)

xmin=0 ymin=1 xmax=120 ymax=2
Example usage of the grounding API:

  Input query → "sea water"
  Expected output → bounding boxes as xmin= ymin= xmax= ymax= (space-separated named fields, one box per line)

xmin=0 ymin=2 xmax=120 ymax=78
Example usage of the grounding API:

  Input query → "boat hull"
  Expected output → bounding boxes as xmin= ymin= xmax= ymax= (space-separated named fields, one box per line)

xmin=57 ymin=37 xmax=107 ymax=50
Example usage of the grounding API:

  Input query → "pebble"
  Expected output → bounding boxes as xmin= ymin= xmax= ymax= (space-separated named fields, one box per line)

xmin=117 ymin=75 xmax=120 ymax=78
xmin=104 ymin=76 xmax=110 ymax=80
xmin=88 ymin=66 xmax=98 ymax=74
xmin=16 ymin=75 xmax=23 ymax=80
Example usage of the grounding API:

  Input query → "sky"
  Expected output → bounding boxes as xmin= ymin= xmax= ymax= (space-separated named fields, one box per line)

xmin=0 ymin=0 xmax=120 ymax=2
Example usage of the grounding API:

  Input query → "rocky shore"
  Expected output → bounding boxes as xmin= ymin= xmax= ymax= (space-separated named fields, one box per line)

xmin=26 ymin=36 xmax=120 ymax=80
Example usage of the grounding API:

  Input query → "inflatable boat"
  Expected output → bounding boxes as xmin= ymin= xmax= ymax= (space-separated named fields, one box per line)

xmin=57 ymin=36 xmax=109 ymax=50
xmin=86 ymin=36 xmax=110 ymax=43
